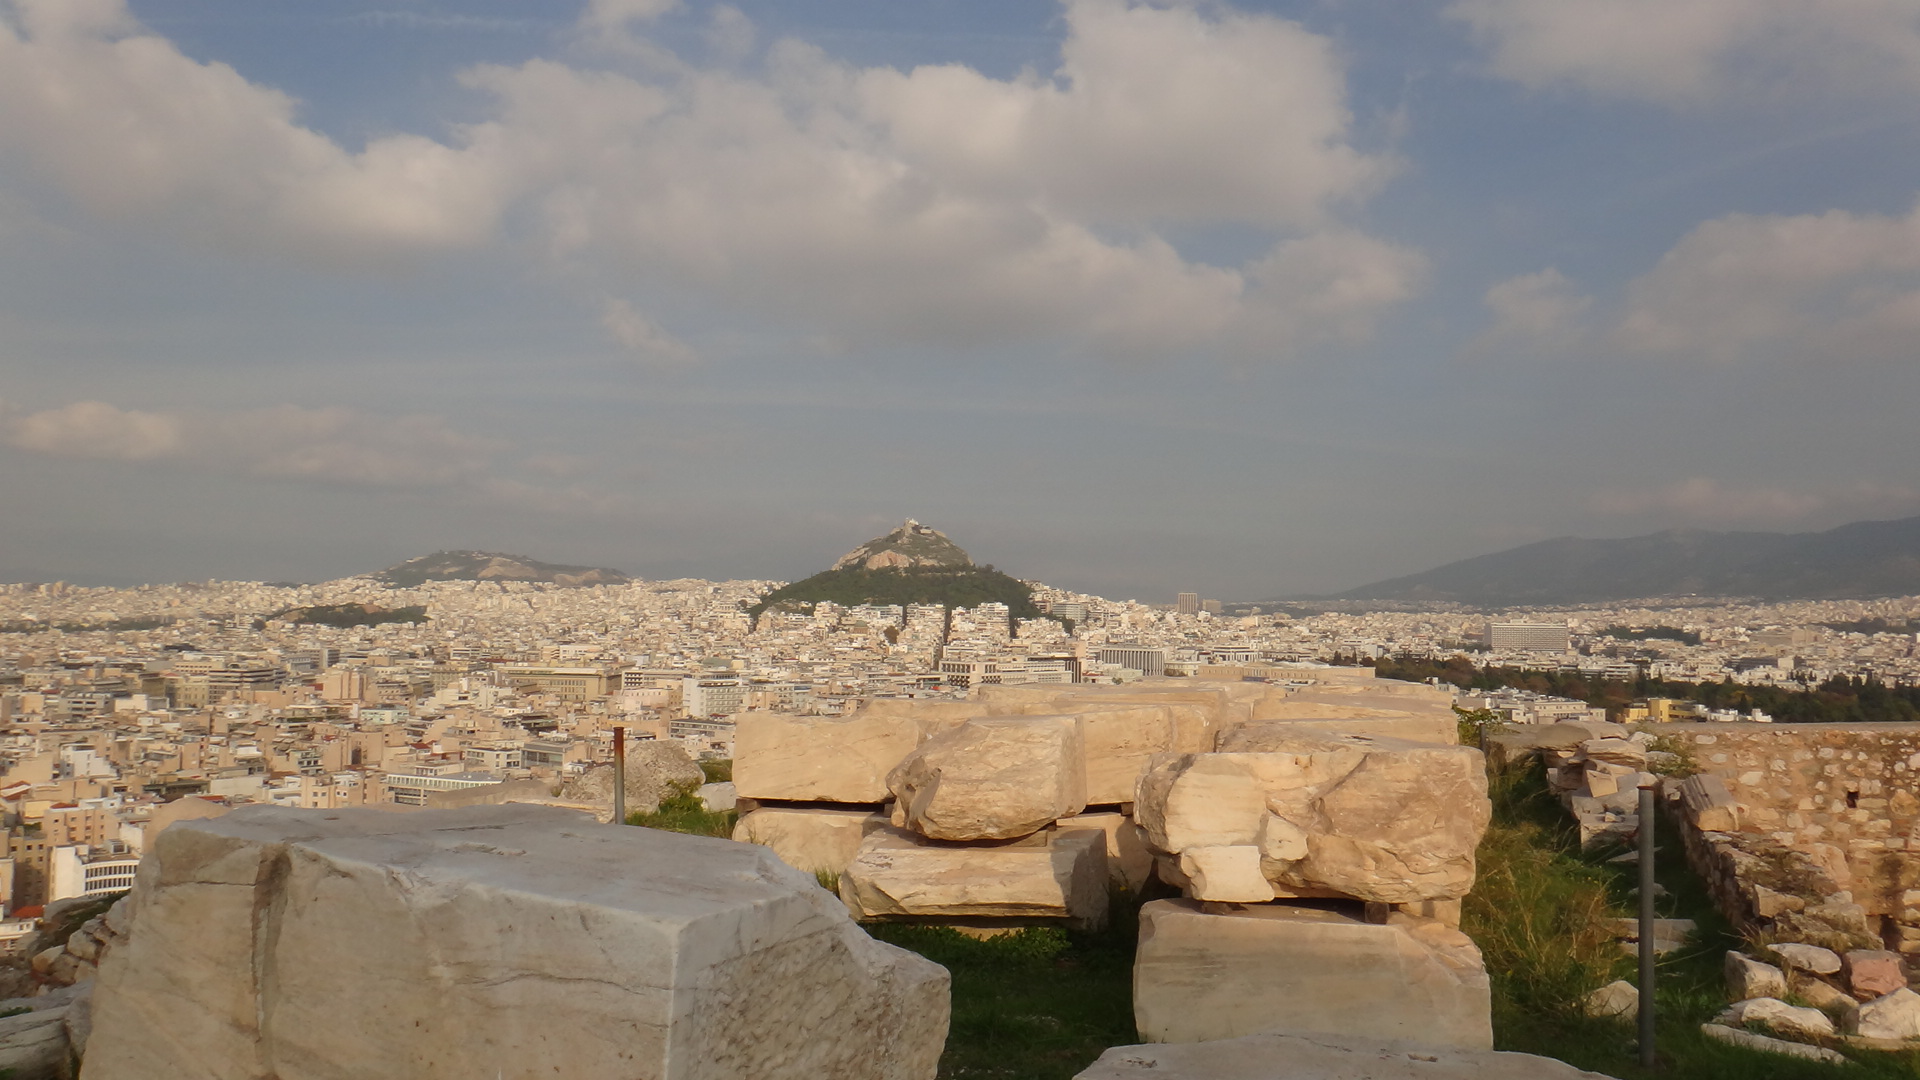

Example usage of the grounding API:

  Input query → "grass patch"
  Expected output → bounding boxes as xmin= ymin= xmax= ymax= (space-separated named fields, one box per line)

xmin=1470 ymin=758 xmax=1920 ymax=1077
xmin=625 ymin=783 xmax=737 ymax=838
xmin=698 ymin=759 xmax=732 ymax=784
xmin=869 ymin=894 xmax=1149 ymax=1080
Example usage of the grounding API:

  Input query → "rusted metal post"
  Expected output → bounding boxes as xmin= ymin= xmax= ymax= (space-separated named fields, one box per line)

xmin=1638 ymin=781 xmax=1657 ymax=1068
xmin=613 ymin=725 xmax=627 ymax=825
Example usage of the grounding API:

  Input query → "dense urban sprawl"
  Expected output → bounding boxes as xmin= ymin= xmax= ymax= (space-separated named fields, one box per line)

xmin=0 ymin=570 xmax=1916 ymax=936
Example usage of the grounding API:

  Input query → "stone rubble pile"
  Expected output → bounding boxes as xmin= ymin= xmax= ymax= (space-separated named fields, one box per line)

xmin=1709 ymin=945 xmax=1920 ymax=1054
xmin=1529 ymin=724 xmax=1663 ymax=848
xmin=82 ymin=803 xmax=950 ymax=1080
xmin=742 ymin=667 xmax=1488 ymax=1049
xmin=553 ymin=739 xmax=707 ymax=815
xmin=1129 ymin=706 xmax=1495 ymax=1051
xmin=732 ymin=669 xmax=1467 ymax=936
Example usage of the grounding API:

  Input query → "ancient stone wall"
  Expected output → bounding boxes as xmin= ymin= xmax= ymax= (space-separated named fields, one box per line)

xmin=1664 ymin=722 xmax=1920 ymax=953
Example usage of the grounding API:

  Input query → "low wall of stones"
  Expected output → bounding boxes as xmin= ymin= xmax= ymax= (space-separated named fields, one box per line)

xmin=1663 ymin=722 xmax=1920 ymax=953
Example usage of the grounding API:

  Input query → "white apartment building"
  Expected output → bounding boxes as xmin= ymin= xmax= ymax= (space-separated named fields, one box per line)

xmin=49 ymin=842 xmax=140 ymax=902
xmin=682 ymin=677 xmax=744 ymax=718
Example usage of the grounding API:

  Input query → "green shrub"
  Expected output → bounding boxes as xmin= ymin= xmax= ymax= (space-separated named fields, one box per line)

xmin=625 ymin=782 xmax=736 ymax=838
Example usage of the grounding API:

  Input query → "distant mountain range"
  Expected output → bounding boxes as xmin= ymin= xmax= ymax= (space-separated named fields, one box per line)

xmin=371 ymin=551 xmax=630 ymax=588
xmin=1319 ymin=515 xmax=1920 ymax=607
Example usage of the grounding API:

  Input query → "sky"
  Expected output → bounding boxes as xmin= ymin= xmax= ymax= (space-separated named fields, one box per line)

xmin=2 ymin=0 xmax=1919 ymax=600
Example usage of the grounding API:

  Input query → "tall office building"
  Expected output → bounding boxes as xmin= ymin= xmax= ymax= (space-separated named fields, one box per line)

xmin=1176 ymin=592 xmax=1200 ymax=616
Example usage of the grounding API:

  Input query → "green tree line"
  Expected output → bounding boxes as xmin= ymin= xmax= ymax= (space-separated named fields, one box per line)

xmin=1375 ymin=654 xmax=1920 ymax=725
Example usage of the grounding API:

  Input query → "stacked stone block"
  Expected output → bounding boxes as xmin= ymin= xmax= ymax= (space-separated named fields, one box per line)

xmin=1127 ymin=716 xmax=1495 ymax=1050
xmin=731 ymin=669 xmax=1465 ymax=936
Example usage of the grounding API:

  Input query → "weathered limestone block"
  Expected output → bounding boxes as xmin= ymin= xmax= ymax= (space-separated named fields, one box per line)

xmin=1001 ymin=685 xmax=1228 ymax=754
xmin=734 ymin=711 xmax=923 ymax=803
xmin=1037 ymin=705 xmax=1174 ymax=804
xmin=1178 ymin=846 xmax=1275 ymax=903
xmin=1581 ymin=739 xmax=1647 ymax=768
xmin=1247 ymin=694 xmax=1457 ymax=746
xmin=1845 ymin=949 xmax=1908 ymax=999
xmin=0 ymin=1006 xmax=73 ymax=1080
xmin=733 ymin=806 xmax=889 ymax=877
xmin=1395 ymin=897 xmax=1463 ymax=928
xmin=1056 ymin=811 xmax=1154 ymax=891
xmin=1751 ymin=884 xmax=1806 ymax=918
xmin=856 ymin=697 xmax=985 ymax=731
xmin=970 ymin=684 xmax=1072 ymax=712
xmin=889 ymin=716 xmax=1086 ymax=841
xmin=1136 ymin=734 xmax=1490 ymax=905
xmin=1606 ymin=918 xmax=1694 ymax=955
xmin=556 ymin=740 xmax=706 ymax=815
xmin=1725 ymin=951 xmax=1788 ymax=1000
xmin=1699 ymin=1023 xmax=1849 ymax=1064
xmin=1847 ymin=986 xmax=1920 ymax=1040
xmin=1584 ymin=980 xmax=1637 ymax=1018
xmin=85 ymin=804 xmax=949 ymax=1080
xmin=1676 ymin=774 xmax=1739 ymax=832
xmin=1796 ymin=977 xmax=1857 ymax=1018
xmin=1074 ymin=1032 xmax=1620 ymax=1080
xmin=839 ymin=826 xmax=1109 ymax=928
xmin=0 ymin=987 xmax=88 ymax=1080
xmin=60 ymin=985 xmax=91 ymax=1065
xmin=1713 ymin=997 xmax=1835 ymax=1040
xmin=1133 ymin=900 xmax=1492 ymax=1049
xmin=1767 ymin=942 xmax=1843 ymax=975
xmin=1482 ymin=723 xmax=1614 ymax=765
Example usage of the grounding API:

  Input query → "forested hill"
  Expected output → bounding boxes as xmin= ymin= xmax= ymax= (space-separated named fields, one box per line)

xmin=749 ymin=521 xmax=1042 ymax=622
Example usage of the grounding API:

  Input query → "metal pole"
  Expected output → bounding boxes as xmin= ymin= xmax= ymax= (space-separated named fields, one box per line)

xmin=1638 ymin=781 xmax=1657 ymax=1068
xmin=613 ymin=725 xmax=627 ymax=826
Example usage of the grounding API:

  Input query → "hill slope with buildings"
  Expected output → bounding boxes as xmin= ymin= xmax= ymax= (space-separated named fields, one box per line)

xmin=750 ymin=520 xmax=1041 ymax=620
xmin=371 ymin=551 xmax=630 ymax=588
xmin=1324 ymin=514 xmax=1920 ymax=606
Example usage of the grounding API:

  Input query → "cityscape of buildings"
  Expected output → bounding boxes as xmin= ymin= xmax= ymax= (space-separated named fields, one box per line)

xmin=0 ymin=568 xmax=1916 ymax=935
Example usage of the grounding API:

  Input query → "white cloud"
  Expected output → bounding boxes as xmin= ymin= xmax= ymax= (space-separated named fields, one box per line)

xmin=1 ymin=401 xmax=491 ymax=487
xmin=1449 ymin=0 xmax=1920 ymax=103
xmin=1471 ymin=268 xmax=1592 ymax=353
xmin=580 ymin=0 xmax=680 ymax=33
xmin=1589 ymin=477 xmax=1920 ymax=524
xmin=5 ymin=399 xmax=182 ymax=460
xmin=1617 ymin=200 xmax=1920 ymax=361
xmin=859 ymin=0 xmax=1392 ymax=228
xmin=0 ymin=0 xmax=1419 ymax=364
xmin=0 ymin=0 xmax=511 ymax=262
xmin=600 ymin=299 xmax=700 ymax=367
xmin=470 ymin=0 xmax=1420 ymax=359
